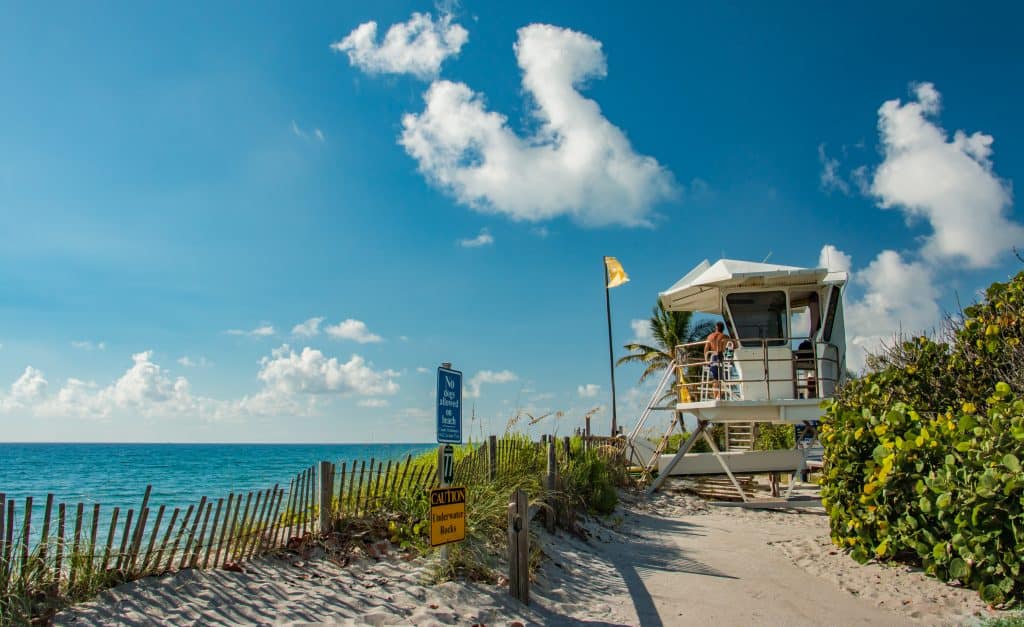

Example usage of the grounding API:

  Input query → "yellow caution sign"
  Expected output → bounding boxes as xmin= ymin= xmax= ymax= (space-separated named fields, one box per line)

xmin=429 ymin=486 xmax=466 ymax=547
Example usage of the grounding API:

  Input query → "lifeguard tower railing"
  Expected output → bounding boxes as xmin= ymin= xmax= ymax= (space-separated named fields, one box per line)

xmin=625 ymin=334 xmax=841 ymax=494
xmin=672 ymin=336 xmax=842 ymax=404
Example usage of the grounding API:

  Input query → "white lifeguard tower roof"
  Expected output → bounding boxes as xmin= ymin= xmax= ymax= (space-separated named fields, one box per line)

xmin=659 ymin=258 xmax=847 ymax=314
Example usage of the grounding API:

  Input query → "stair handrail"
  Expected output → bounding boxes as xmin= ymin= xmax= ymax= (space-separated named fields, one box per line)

xmin=625 ymin=360 xmax=677 ymax=444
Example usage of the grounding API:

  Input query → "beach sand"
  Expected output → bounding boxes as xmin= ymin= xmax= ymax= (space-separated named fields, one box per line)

xmin=56 ymin=488 xmax=991 ymax=626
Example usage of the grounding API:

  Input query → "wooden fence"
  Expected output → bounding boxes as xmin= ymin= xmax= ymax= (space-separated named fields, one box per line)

xmin=0 ymin=435 xmax=551 ymax=603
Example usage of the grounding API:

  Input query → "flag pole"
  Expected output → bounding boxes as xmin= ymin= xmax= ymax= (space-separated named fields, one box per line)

xmin=604 ymin=257 xmax=619 ymax=437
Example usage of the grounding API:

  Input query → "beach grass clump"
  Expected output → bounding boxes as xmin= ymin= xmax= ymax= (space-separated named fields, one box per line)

xmin=562 ymin=440 xmax=624 ymax=515
xmin=821 ymin=270 xmax=1024 ymax=606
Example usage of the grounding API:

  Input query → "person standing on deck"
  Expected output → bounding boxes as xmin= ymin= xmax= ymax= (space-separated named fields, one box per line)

xmin=705 ymin=322 xmax=738 ymax=399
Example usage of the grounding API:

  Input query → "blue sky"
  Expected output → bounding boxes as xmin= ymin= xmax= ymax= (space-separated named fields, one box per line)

xmin=1 ymin=1 xmax=1022 ymax=442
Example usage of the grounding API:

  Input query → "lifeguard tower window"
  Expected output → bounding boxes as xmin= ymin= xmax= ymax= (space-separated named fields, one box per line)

xmin=726 ymin=291 xmax=788 ymax=347
xmin=822 ymin=285 xmax=841 ymax=343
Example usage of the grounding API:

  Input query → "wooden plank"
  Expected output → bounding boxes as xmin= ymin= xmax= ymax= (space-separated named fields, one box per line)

xmin=114 ymin=508 xmax=133 ymax=573
xmin=153 ymin=508 xmax=179 ymax=573
xmin=40 ymin=494 xmax=54 ymax=561
xmin=215 ymin=494 xmax=234 ymax=567
xmin=249 ymin=488 xmax=273 ymax=559
xmin=238 ymin=491 xmax=261 ymax=562
xmin=275 ymin=481 xmax=293 ymax=547
xmin=0 ymin=493 xmax=4 ymax=579
xmin=319 ymin=461 xmax=333 ymax=535
xmin=203 ymin=498 xmax=224 ymax=569
xmin=250 ymin=486 xmax=274 ymax=558
xmin=54 ymin=502 xmax=66 ymax=589
xmin=225 ymin=493 xmax=251 ymax=563
xmin=179 ymin=496 xmax=207 ymax=570
xmin=508 ymin=488 xmax=529 ymax=604
xmin=101 ymin=507 xmax=119 ymax=573
xmin=298 ymin=468 xmax=309 ymax=537
xmin=20 ymin=496 xmax=32 ymax=576
xmin=191 ymin=500 xmax=213 ymax=568
xmin=165 ymin=505 xmax=194 ymax=572
xmin=69 ymin=502 xmax=83 ymax=586
xmin=371 ymin=460 xmax=385 ymax=512
xmin=2 ymin=499 xmax=12 ymax=588
xmin=489 ymin=436 xmax=498 ymax=481
xmin=384 ymin=459 xmax=398 ymax=501
xmin=141 ymin=505 xmax=166 ymax=572
xmin=273 ymin=486 xmax=285 ymax=547
xmin=345 ymin=463 xmax=355 ymax=518
xmin=125 ymin=507 xmax=148 ymax=576
xmin=354 ymin=460 xmax=367 ymax=519
xmin=88 ymin=503 xmax=100 ymax=580
xmin=220 ymin=495 xmax=241 ymax=566
xmin=128 ymin=485 xmax=152 ymax=571
xmin=268 ymin=487 xmax=285 ymax=551
xmin=409 ymin=465 xmax=425 ymax=496
xmin=305 ymin=466 xmax=315 ymax=535
xmin=396 ymin=455 xmax=413 ymax=497
xmin=339 ymin=463 xmax=352 ymax=516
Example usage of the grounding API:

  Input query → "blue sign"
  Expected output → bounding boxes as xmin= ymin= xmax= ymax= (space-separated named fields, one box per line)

xmin=436 ymin=366 xmax=463 ymax=444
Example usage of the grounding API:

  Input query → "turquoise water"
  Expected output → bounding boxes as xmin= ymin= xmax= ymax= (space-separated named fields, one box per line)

xmin=0 ymin=442 xmax=435 ymax=545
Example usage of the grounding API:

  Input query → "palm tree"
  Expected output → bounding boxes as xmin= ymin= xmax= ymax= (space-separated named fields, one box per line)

xmin=617 ymin=300 xmax=716 ymax=402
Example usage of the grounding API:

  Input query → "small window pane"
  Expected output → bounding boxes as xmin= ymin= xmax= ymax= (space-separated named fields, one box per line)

xmin=726 ymin=291 xmax=788 ymax=347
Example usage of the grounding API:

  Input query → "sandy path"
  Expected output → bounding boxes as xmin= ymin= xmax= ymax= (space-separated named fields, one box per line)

xmin=55 ymin=490 xmax=988 ymax=626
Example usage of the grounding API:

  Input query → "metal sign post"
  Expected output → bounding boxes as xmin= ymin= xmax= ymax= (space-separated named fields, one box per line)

xmin=436 ymin=363 xmax=463 ymax=563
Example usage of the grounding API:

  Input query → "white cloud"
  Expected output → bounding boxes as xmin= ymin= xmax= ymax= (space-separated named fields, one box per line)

xmin=292 ymin=317 xmax=325 ymax=337
xmin=531 ymin=226 xmax=550 ymax=238
xmin=630 ymin=319 xmax=653 ymax=344
xmin=332 ymin=11 xmax=468 ymax=80
xmin=870 ymin=82 xmax=1023 ymax=268
xmin=466 ymin=369 xmax=518 ymax=398
xmin=818 ymin=244 xmax=852 ymax=274
xmin=358 ymin=398 xmax=390 ymax=408
xmin=416 ymin=367 xmax=430 ymax=374
xmin=400 ymin=407 xmax=432 ymax=419
xmin=177 ymin=356 xmax=212 ymax=368
xmin=400 ymin=24 xmax=677 ymax=226
xmin=1 ymin=344 xmax=403 ymax=421
xmin=821 ymin=245 xmax=941 ymax=371
xmin=325 ymin=319 xmax=383 ymax=343
xmin=256 ymin=345 xmax=399 ymax=397
xmin=458 ymin=228 xmax=494 ymax=248
xmin=226 ymin=325 xmax=275 ymax=337
xmin=7 ymin=366 xmax=48 ymax=407
xmin=31 ymin=351 xmax=198 ymax=419
xmin=71 ymin=340 xmax=106 ymax=351
xmin=291 ymin=121 xmax=326 ymax=143
xmin=577 ymin=383 xmax=600 ymax=398
xmin=818 ymin=143 xmax=850 ymax=195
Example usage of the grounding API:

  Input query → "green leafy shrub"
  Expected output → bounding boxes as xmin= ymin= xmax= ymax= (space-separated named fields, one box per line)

xmin=821 ymin=270 xmax=1024 ymax=605
xmin=754 ymin=423 xmax=796 ymax=451
xmin=563 ymin=446 xmax=625 ymax=514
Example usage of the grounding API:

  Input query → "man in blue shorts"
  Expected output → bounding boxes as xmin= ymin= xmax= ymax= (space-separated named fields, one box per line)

xmin=705 ymin=322 xmax=738 ymax=399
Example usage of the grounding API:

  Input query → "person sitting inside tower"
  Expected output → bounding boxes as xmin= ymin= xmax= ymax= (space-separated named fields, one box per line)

xmin=705 ymin=321 xmax=738 ymax=399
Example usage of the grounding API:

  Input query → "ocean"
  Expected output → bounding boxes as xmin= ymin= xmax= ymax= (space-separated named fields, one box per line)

xmin=0 ymin=442 xmax=436 ymax=545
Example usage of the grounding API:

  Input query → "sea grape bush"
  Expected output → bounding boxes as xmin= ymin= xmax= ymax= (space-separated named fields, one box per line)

xmin=821 ymin=270 xmax=1024 ymax=605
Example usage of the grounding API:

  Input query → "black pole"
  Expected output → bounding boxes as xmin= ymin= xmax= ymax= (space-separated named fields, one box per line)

xmin=604 ymin=258 xmax=618 ymax=437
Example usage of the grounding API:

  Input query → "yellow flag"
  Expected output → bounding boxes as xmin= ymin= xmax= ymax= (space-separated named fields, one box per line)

xmin=604 ymin=256 xmax=630 ymax=288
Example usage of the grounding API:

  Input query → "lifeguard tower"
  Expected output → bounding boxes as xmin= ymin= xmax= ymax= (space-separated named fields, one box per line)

xmin=625 ymin=258 xmax=848 ymax=501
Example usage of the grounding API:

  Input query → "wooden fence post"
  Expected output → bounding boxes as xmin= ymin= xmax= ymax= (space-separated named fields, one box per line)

xmin=562 ymin=436 xmax=571 ymax=461
xmin=507 ymin=489 xmax=529 ymax=605
xmin=319 ymin=461 xmax=334 ymax=535
xmin=545 ymin=441 xmax=557 ymax=532
xmin=488 ymin=435 xmax=498 ymax=482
